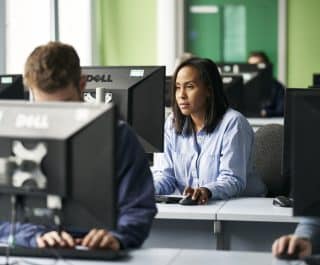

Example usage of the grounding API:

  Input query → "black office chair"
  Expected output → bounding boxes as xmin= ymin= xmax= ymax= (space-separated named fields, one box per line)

xmin=252 ymin=124 xmax=289 ymax=197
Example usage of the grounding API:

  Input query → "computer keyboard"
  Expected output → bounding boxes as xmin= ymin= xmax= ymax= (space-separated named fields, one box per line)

xmin=304 ymin=255 xmax=320 ymax=265
xmin=155 ymin=194 xmax=185 ymax=203
xmin=0 ymin=246 xmax=128 ymax=261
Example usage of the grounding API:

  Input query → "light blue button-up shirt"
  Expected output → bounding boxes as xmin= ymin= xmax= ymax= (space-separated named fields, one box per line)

xmin=154 ymin=108 xmax=266 ymax=200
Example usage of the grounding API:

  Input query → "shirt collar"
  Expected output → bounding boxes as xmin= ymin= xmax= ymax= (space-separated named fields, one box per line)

xmin=181 ymin=117 xmax=206 ymax=137
xmin=181 ymin=118 xmax=189 ymax=137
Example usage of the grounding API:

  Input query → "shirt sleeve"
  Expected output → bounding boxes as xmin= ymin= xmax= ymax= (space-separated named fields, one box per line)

xmin=0 ymin=222 xmax=47 ymax=248
xmin=153 ymin=117 xmax=178 ymax=195
xmin=111 ymin=122 xmax=157 ymax=249
xmin=295 ymin=217 xmax=320 ymax=254
xmin=204 ymin=115 xmax=252 ymax=199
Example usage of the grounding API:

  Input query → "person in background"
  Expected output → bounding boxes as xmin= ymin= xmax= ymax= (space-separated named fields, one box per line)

xmin=0 ymin=41 xmax=157 ymax=250
xmin=248 ymin=51 xmax=285 ymax=117
xmin=153 ymin=57 xmax=266 ymax=204
xmin=272 ymin=218 xmax=320 ymax=259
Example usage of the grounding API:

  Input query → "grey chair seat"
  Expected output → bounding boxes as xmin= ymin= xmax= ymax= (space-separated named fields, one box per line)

xmin=252 ymin=124 xmax=289 ymax=197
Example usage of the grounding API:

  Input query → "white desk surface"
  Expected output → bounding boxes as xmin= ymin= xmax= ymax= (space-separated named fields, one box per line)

xmin=217 ymin=197 xmax=300 ymax=223
xmin=0 ymin=248 xmax=179 ymax=265
xmin=172 ymin=249 xmax=273 ymax=265
xmin=247 ymin=117 xmax=284 ymax=126
xmin=2 ymin=248 xmax=293 ymax=265
xmin=155 ymin=200 xmax=226 ymax=220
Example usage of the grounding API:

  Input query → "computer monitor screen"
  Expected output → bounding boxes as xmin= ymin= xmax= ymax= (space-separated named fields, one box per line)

xmin=221 ymin=74 xmax=244 ymax=113
xmin=82 ymin=66 xmax=165 ymax=153
xmin=217 ymin=63 xmax=273 ymax=117
xmin=0 ymin=101 xmax=117 ymax=231
xmin=0 ymin=74 xmax=26 ymax=99
xmin=313 ymin=73 xmax=320 ymax=88
xmin=283 ymin=89 xmax=320 ymax=217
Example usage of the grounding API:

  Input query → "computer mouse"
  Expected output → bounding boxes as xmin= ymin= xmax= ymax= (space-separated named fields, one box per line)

xmin=273 ymin=196 xmax=294 ymax=208
xmin=179 ymin=195 xmax=198 ymax=206
xmin=276 ymin=245 xmax=300 ymax=260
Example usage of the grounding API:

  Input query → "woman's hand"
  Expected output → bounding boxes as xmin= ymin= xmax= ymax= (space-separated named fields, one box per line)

xmin=183 ymin=186 xmax=211 ymax=204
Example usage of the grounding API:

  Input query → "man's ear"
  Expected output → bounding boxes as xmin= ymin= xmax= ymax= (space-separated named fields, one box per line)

xmin=28 ymin=88 xmax=34 ymax=101
xmin=79 ymin=75 xmax=86 ymax=94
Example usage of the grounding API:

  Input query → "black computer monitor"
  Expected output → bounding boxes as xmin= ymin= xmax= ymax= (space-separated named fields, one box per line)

xmin=283 ymin=89 xmax=320 ymax=217
xmin=313 ymin=73 xmax=320 ymax=88
xmin=0 ymin=74 xmax=26 ymax=99
xmin=217 ymin=63 xmax=273 ymax=117
xmin=221 ymin=74 xmax=244 ymax=113
xmin=0 ymin=101 xmax=117 ymax=231
xmin=81 ymin=66 xmax=165 ymax=153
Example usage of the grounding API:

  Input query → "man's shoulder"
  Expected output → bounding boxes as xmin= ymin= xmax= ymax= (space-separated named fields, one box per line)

xmin=117 ymin=120 xmax=142 ymax=150
xmin=117 ymin=120 xmax=133 ymax=137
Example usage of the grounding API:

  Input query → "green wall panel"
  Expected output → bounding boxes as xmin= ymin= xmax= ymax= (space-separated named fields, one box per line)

xmin=287 ymin=0 xmax=320 ymax=88
xmin=186 ymin=0 xmax=278 ymax=75
xmin=95 ymin=0 xmax=156 ymax=66
xmin=187 ymin=2 xmax=222 ymax=61
xmin=224 ymin=5 xmax=246 ymax=61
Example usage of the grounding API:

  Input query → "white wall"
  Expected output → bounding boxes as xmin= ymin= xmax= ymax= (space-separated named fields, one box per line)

xmin=0 ymin=0 xmax=6 ymax=73
xmin=6 ymin=0 xmax=51 ymax=74
xmin=156 ymin=0 xmax=184 ymax=75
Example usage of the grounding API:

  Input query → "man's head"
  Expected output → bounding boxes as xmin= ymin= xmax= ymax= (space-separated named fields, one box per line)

xmin=24 ymin=41 xmax=86 ymax=102
xmin=247 ymin=51 xmax=270 ymax=65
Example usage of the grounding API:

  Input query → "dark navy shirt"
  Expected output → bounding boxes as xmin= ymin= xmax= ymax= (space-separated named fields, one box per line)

xmin=0 ymin=121 xmax=157 ymax=249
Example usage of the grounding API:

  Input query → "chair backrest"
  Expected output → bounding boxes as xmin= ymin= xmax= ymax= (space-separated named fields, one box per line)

xmin=252 ymin=124 xmax=289 ymax=197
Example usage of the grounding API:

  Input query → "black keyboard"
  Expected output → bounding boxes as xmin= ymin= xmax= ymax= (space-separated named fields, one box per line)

xmin=304 ymin=255 xmax=320 ymax=265
xmin=155 ymin=195 xmax=185 ymax=204
xmin=0 ymin=246 xmax=128 ymax=261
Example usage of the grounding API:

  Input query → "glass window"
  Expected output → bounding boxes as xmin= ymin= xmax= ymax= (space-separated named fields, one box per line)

xmin=5 ymin=0 xmax=92 ymax=74
xmin=59 ymin=0 xmax=92 ymax=66
xmin=6 ymin=0 xmax=51 ymax=74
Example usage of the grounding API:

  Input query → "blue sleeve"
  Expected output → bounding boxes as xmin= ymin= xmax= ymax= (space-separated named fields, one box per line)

xmin=205 ymin=115 xmax=251 ymax=199
xmin=295 ymin=217 xmax=320 ymax=254
xmin=154 ymin=117 xmax=178 ymax=195
xmin=110 ymin=122 xmax=157 ymax=249
xmin=0 ymin=222 xmax=47 ymax=248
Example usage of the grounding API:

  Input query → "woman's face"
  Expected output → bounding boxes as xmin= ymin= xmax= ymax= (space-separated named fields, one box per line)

xmin=175 ymin=65 xmax=209 ymax=118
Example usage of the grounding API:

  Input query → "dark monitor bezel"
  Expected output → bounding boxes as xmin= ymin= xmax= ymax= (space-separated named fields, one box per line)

xmin=217 ymin=62 xmax=273 ymax=117
xmin=284 ymin=89 xmax=320 ymax=217
xmin=0 ymin=101 xmax=118 ymax=231
xmin=81 ymin=65 xmax=165 ymax=153
xmin=313 ymin=73 xmax=320 ymax=88
xmin=221 ymin=74 xmax=244 ymax=113
xmin=0 ymin=74 xmax=26 ymax=100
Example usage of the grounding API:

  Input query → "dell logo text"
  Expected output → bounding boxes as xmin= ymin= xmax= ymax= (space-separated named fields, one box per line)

xmin=15 ymin=114 xmax=49 ymax=129
xmin=86 ymin=74 xmax=113 ymax=83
